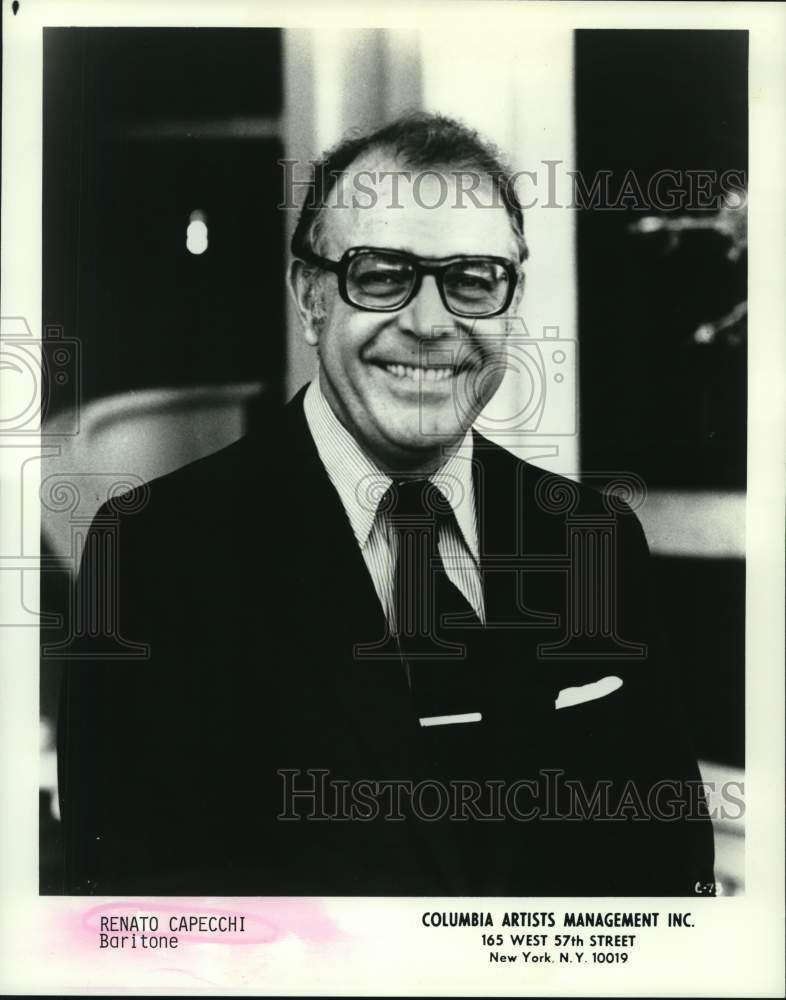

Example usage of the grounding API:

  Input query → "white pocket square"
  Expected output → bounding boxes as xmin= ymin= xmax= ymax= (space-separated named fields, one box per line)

xmin=555 ymin=675 xmax=623 ymax=710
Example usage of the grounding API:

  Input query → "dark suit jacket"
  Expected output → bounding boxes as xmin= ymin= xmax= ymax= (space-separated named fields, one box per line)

xmin=58 ymin=387 xmax=714 ymax=895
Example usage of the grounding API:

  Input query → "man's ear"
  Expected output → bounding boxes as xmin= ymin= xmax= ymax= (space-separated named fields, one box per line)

xmin=287 ymin=258 xmax=320 ymax=346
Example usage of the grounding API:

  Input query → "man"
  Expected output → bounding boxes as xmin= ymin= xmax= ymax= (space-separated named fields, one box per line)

xmin=59 ymin=112 xmax=714 ymax=896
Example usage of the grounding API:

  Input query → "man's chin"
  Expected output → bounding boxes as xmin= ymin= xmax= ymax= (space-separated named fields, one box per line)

xmin=376 ymin=422 xmax=471 ymax=473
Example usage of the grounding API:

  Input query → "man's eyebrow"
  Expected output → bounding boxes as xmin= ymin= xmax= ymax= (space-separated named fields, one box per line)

xmin=356 ymin=246 xmax=518 ymax=262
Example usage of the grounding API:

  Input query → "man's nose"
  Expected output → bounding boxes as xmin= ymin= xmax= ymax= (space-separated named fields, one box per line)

xmin=397 ymin=275 xmax=453 ymax=337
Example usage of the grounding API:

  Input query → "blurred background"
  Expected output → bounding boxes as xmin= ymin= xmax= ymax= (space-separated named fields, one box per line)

xmin=39 ymin=27 xmax=747 ymax=894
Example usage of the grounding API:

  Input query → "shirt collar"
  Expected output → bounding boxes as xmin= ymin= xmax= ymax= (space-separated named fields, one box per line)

xmin=303 ymin=379 xmax=478 ymax=560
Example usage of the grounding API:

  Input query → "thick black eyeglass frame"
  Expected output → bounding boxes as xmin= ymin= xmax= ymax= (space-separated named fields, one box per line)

xmin=294 ymin=244 xmax=522 ymax=318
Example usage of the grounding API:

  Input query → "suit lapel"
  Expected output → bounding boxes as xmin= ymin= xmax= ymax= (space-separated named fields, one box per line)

xmin=280 ymin=391 xmax=478 ymax=893
xmin=281 ymin=392 xmax=418 ymax=776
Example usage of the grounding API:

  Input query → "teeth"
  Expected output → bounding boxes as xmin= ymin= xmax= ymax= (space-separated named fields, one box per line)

xmin=383 ymin=364 xmax=456 ymax=381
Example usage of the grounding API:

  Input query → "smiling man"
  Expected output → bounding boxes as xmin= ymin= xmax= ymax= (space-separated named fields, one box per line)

xmin=59 ymin=113 xmax=715 ymax=897
xmin=288 ymin=138 xmax=524 ymax=473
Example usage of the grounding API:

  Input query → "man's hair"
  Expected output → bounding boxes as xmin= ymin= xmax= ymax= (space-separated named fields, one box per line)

xmin=291 ymin=111 xmax=529 ymax=263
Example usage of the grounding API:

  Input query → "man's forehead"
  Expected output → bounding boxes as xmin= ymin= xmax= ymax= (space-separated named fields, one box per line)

xmin=331 ymin=149 xmax=501 ymax=212
xmin=322 ymin=150 xmax=517 ymax=258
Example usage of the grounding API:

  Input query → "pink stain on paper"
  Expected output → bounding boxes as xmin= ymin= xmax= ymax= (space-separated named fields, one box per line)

xmin=53 ymin=897 xmax=345 ymax=961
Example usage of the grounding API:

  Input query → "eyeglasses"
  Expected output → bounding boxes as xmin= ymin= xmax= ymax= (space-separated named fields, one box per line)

xmin=294 ymin=244 xmax=521 ymax=318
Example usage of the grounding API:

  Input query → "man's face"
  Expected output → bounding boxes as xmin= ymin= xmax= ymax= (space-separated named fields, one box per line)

xmin=291 ymin=152 xmax=521 ymax=472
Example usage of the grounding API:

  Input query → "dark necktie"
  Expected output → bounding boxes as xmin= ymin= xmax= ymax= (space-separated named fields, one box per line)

xmin=385 ymin=479 xmax=482 ymax=720
xmin=387 ymin=481 xmax=502 ymax=893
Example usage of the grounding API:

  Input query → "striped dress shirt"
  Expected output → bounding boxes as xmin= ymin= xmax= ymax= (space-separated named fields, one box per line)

xmin=303 ymin=379 xmax=486 ymax=628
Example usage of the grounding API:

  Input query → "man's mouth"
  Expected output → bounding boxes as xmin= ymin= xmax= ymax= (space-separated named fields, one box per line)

xmin=380 ymin=362 xmax=458 ymax=382
xmin=371 ymin=358 xmax=476 ymax=383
